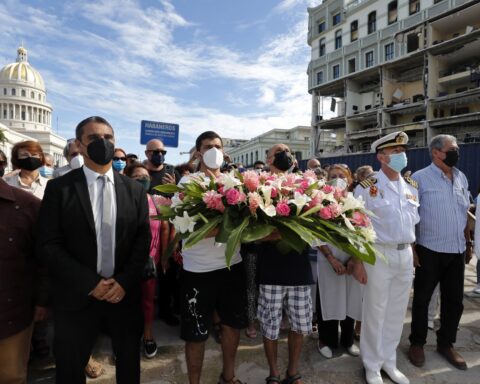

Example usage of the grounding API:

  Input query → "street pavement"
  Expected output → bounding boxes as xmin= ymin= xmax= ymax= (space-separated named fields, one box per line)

xmin=28 ymin=257 xmax=480 ymax=383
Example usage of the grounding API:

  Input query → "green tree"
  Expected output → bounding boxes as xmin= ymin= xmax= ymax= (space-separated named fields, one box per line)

xmin=0 ymin=129 xmax=5 ymax=144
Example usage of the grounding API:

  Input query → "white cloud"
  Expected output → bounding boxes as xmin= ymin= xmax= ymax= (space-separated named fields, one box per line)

xmin=0 ymin=0 xmax=316 ymax=163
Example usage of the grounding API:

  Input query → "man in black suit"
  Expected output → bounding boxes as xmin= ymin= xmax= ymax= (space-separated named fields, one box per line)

xmin=37 ymin=116 xmax=150 ymax=384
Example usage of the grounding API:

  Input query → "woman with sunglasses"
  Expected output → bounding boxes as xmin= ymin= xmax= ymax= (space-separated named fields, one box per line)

xmin=315 ymin=164 xmax=367 ymax=359
xmin=112 ymin=148 xmax=127 ymax=174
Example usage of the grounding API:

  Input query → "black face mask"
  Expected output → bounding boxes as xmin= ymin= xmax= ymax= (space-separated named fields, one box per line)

xmin=17 ymin=157 xmax=43 ymax=171
xmin=273 ymin=151 xmax=293 ymax=172
xmin=86 ymin=138 xmax=115 ymax=165
xmin=150 ymin=152 xmax=165 ymax=167
xmin=442 ymin=150 xmax=459 ymax=168
xmin=0 ymin=166 xmax=4 ymax=178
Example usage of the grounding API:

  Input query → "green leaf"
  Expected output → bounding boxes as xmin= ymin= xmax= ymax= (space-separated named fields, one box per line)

xmin=184 ymin=215 xmax=223 ymax=249
xmin=153 ymin=184 xmax=181 ymax=193
xmin=276 ymin=225 xmax=305 ymax=254
xmin=225 ymin=216 xmax=250 ymax=267
xmin=241 ymin=224 xmax=275 ymax=243
xmin=299 ymin=205 xmax=322 ymax=218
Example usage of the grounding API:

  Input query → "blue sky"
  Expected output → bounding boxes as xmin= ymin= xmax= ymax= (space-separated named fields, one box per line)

xmin=0 ymin=0 xmax=318 ymax=164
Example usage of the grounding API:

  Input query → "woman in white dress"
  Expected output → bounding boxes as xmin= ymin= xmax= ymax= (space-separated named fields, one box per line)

xmin=316 ymin=164 xmax=367 ymax=359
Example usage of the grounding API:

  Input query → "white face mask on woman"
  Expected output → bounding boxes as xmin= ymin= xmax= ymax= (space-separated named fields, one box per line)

xmin=202 ymin=147 xmax=224 ymax=170
xmin=328 ymin=177 xmax=348 ymax=190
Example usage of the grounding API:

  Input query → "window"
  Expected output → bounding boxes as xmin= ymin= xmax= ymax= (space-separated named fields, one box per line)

xmin=333 ymin=13 xmax=341 ymax=26
xmin=348 ymin=58 xmax=356 ymax=73
xmin=255 ymin=151 xmax=258 ymax=161
xmin=335 ymin=30 xmax=342 ymax=50
xmin=21 ymin=89 xmax=26 ymax=97
xmin=319 ymin=38 xmax=326 ymax=56
xmin=407 ymin=33 xmax=419 ymax=52
xmin=11 ymin=88 xmax=16 ymax=96
xmin=366 ymin=51 xmax=374 ymax=67
xmin=350 ymin=20 xmax=358 ymax=42
xmin=333 ymin=64 xmax=340 ymax=79
xmin=388 ymin=1 xmax=398 ymax=24
xmin=409 ymin=0 xmax=420 ymax=15
xmin=318 ymin=21 xmax=326 ymax=33
xmin=368 ymin=12 xmax=376 ymax=34
xmin=21 ymin=111 xmax=26 ymax=120
xmin=3 ymin=88 xmax=6 ymax=95
xmin=385 ymin=43 xmax=394 ymax=61
xmin=316 ymin=71 xmax=324 ymax=84
xmin=31 ymin=91 xmax=34 ymax=98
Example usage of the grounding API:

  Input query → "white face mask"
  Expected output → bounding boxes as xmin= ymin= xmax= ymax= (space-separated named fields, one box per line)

xmin=329 ymin=177 xmax=348 ymax=190
xmin=70 ymin=154 xmax=84 ymax=170
xmin=202 ymin=147 xmax=224 ymax=170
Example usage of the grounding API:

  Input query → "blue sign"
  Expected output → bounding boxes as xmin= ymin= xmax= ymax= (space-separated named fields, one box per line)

xmin=140 ymin=120 xmax=179 ymax=147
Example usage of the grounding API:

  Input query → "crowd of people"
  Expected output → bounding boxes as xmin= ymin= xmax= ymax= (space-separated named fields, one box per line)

xmin=0 ymin=116 xmax=478 ymax=384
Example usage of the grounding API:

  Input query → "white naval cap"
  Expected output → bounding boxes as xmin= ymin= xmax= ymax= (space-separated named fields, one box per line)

xmin=371 ymin=131 xmax=409 ymax=152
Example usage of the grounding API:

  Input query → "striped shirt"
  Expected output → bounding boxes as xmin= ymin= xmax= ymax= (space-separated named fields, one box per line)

xmin=412 ymin=163 xmax=469 ymax=254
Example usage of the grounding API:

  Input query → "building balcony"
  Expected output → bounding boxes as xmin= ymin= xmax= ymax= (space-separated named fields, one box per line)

xmin=383 ymin=122 xmax=426 ymax=134
xmin=347 ymin=128 xmax=381 ymax=140
xmin=346 ymin=108 xmax=378 ymax=121
xmin=429 ymin=87 xmax=480 ymax=106
xmin=316 ymin=116 xmax=346 ymax=129
xmin=384 ymin=101 xmax=425 ymax=115
xmin=429 ymin=111 xmax=480 ymax=128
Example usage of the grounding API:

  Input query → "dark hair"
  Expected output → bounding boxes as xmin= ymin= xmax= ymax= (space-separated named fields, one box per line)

xmin=75 ymin=116 xmax=113 ymax=140
xmin=195 ymin=131 xmax=223 ymax=151
xmin=0 ymin=149 xmax=6 ymax=162
xmin=11 ymin=140 xmax=45 ymax=169
xmin=124 ymin=163 xmax=149 ymax=178
xmin=254 ymin=160 xmax=265 ymax=167
xmin=175 ymin=162 xmax=194 ymax=176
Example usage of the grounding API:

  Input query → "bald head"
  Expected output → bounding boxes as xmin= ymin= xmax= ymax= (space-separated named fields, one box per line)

xmin=267 ymin=143 xmax=292 ymax=173
xmin=146 ymin=139 xmax=165 ymax=151
xmin=307 ymin=158 xmax=321 ymax=170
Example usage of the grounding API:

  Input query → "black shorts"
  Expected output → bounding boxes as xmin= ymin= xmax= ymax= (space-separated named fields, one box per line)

xmin=180 ymin=262 xmax=248 ymax=342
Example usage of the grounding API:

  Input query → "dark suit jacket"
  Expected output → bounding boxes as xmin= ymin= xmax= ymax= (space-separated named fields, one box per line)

xmin=37 ymin=168 xmax=150 ymax=311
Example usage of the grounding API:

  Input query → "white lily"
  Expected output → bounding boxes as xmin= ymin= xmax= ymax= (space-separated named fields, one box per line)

xmin=261 ymin=186 xmax=273 ymax=206
xmin=342 ymin=214 xmax=356 ymax=231
xmin=171 ymin=211 xmax=197 ymax=234
xmin=170 ymin=194 xmax=183 ymax=209
xmin=359 ymin=226 xmax=377 ymax=242
xmin=218 ymin=173 xmax=242 ymax=191
xmin=341 ymin=193 xmax=365 ymax=213
xmin=289 ymin=191 xmax=311 ymax=215
xmin=259 ymin=203 xmax=277 ymax=217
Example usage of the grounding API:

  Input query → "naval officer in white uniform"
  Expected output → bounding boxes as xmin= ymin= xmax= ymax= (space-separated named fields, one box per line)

xmin=354 ymin=132 xmax=420 ymax=384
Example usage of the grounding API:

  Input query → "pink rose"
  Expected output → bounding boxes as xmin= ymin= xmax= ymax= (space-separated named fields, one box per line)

xmin=319 ymin=207 xmax=333 ymax=220
xmin=243 ymin=170 xmax=260 ymax=192
xmin=303 ymin=170 xmax=316 ymax=179
xmin=276 ymin=201 xmax=291 ymax=216
xmin=226 ymin=188 xmax=243 ymax=205
xmin=322 ymin=185 xmax=334 ymax=194
xmin=351 ymin=211 xmax=371 ymax=227
xmin=271 ymin=187 xmax=278 ymax=198
xmin=300 ymin=180 xmax=310 ymax=190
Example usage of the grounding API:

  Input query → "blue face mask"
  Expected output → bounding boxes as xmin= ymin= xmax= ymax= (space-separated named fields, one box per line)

xmin=39 ymin=166 xmax=54 ymax=178
xmin=386 ymin=152 xmax=408 ymax=173
xmin=112 ymin=160 xmax=126 ymax=171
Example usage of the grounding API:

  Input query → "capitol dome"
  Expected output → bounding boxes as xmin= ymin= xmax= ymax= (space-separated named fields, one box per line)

xmin=0 ymin=47 xmax=45 ymax=91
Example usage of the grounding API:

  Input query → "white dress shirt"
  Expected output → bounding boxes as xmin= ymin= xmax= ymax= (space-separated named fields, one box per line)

xmin=4 ymin=172 xmax=48 ymax=199
xmin=83 ymin=165 xmax=117 ymax=274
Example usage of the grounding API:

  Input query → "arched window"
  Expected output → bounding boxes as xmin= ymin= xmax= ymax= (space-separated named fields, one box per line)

xmin=319 ymin=38 xmax=326 ymax=56
xmin=388 ymin=1 xmax=398 ymax=24
xmin=350 ymin=20 xmax=358 ymax=42
xmin=21 ymin=89 xmax=26 ymax=97
xmin=11 ymin=88 xmax=16 ymax=96
xmin=335 ymin=30 xmax=342 ymax=50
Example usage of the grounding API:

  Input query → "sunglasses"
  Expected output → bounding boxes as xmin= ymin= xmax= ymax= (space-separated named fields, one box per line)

xmin=113 ymin=156 xmax=126 ymax=161
xmin=0 ymin=160 xmax=6 ymax=166
xmin=147 ymin=149 xmax=167 ymax=155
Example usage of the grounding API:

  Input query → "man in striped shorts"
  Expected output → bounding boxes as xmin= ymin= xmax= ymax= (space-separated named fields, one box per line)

xmin=256 ymin=143 xmax=314 ymax=384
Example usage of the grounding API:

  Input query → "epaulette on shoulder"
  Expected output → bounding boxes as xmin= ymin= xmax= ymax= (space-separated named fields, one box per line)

xmin=359 ymin=177 xmax=377 ymax=189
xmin=404 ymin=176 xmax=418 ymax=189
